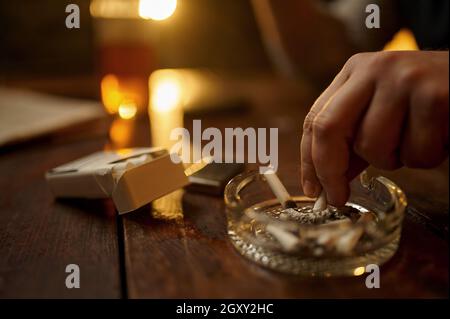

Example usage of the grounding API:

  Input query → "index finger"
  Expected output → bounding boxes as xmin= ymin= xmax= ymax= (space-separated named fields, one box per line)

xmin=312 ymin=74 xmax=374 ymax=206
xmin=301 ymin=69 xmax=349 ymax=197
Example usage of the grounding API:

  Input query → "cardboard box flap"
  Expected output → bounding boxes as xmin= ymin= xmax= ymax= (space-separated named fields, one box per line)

xmin=112 ymin=153 xmax=189 ymax=214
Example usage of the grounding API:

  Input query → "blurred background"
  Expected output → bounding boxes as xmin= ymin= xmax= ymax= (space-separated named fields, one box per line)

xmin=0 ymin=0 xmax=271 ymax=100
xmin=0 ymin=0 xmax=433 ymax=152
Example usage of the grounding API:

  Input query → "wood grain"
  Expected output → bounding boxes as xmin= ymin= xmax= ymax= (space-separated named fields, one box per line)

xmin=0 ymin=135 xmax=121 ymax=298
xmin=122 ymin=95 xmax=448 ymax=298
xmin=123 ymin=195 xmax=448 ymax=298
xmin=0 ymin=76 xmax=447 ymax=298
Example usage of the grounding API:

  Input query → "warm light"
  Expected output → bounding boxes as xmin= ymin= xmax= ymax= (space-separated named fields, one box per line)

xmin=183 ymin=156 xmax=213 ymax=176
xmin=148 ymin=71 xmax=184 ymax=221
xmin=149 ymin=71 xmax=184 ymax=149
xmin=115 ymin=148 xmax=135 ymax=156
xmin=353 ymin=266 xmax=366 ymax=276
xmin=151 ymin=189 xmax=184 ymax=221
xmin=101 ymin=74 xmax=122 ymax=114
xmin=139 ymin=0 xmax=177 ymax=21
xmin=383 ymin=28 xmax=419 ymax=51
xmin=90 ymin=0 xmax=139 ymax=19
xmin=108 ymin=118 xmax=134 ymax=148
xmin=118 ymin=101 xmax=138 ymax=119
xmin=101 ymin=74 xmax=146 ymax=116
xmin=150 ymin=73 xmax=183 ymax=112
xmin=90 ymin=0 xmax=177 ymax=20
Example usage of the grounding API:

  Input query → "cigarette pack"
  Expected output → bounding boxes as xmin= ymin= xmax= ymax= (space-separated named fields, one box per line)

xmin=45 ymin=148 xmax=189 ymax=214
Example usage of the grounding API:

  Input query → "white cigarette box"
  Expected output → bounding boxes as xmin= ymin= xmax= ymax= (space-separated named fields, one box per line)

xmin=45 ymin=147 xmax=189 ymax=214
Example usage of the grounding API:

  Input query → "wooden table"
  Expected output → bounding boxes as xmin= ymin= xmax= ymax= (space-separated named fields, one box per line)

xmin=0 ymin=76 xmax=448 ymax=298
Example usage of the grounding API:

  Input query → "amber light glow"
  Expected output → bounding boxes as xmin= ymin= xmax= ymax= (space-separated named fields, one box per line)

xmin=108 ymin=118 xmax=134 ymax=148
xmin=383 ymin=28 xmax=419 ymax=51
xmin=101 ymin=74 xmax=122 ymax=114
xmin=150 ymin=71 xmax=184 ymax=112
xmin=353 ymin=266 xmax=366 ymax=276
xmin=139 ymin=0 xmax=177 ymax=21
xmin=90 ymin=0 xmax=177 ymax=20
xmin=118 ymin=101 xmax=138 ymax=120
xmin=148 ymin=70 xmax=184 ymax=151
xmin=148 ymin=68 xmax=185 ymax=221
xmin=90 ymin=0 xmax=138 ymax=19
xmin=101 ymin=74 xmax=143 ymax=120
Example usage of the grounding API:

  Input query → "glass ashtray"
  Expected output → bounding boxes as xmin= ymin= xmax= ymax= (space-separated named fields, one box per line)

xmin=224 ymin=170 xmax=407 ymax=276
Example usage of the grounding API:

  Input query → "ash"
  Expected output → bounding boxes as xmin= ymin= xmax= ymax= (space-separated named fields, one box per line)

xmin=276 ymin=206 xmax=357 ymax=225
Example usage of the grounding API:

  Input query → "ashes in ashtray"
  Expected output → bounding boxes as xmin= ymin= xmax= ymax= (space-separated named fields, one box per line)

xmin=247 ymin=202 xmax=377 ymax=256
xmin=256 ymin=170 xmax=378 ymax=256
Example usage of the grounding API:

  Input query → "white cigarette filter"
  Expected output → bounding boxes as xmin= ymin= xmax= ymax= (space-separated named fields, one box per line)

xmin=262 ymin=169 xmax=292 ymax=206
xmin=335 ymin=226 xmax=364 ymax=254
xmin=313 ymin=190 xmax=327 ymax=213
xmin=266 ymin=223 xmax=300 ymax=252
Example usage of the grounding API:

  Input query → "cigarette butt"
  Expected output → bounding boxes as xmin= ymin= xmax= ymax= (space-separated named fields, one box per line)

xmin=263 ymin=170 xmax=297 ymax=208
xmin=319 ymin=218 xmax=352 ymax=228
xmin=245 ymin=210 xmax=299 ymax=232
xmin=313 ymin=191 xmax=327 ymax=212
xmin=266 ymin=223 xmax=300 ymax=252
xmin=335 ymin=226 xmax=364 ymax=254
xmin=316 ymin=231 xmax=337 ymax=246
xmin=301 ymin=219 xmax=350 ymax=240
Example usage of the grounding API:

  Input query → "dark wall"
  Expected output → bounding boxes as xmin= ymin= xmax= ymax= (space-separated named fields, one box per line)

xmin=0 ymin=0 xmax=94 ymax=76
xmin=155 ymin=0 xmax=271 ymax=70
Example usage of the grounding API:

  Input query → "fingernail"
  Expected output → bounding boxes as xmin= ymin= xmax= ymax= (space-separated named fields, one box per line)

xmin=303 ymin=180 xmax=316 ymax=197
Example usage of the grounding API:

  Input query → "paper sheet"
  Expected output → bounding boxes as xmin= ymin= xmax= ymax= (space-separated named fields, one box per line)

xmin=0 ymin=87 xmax=106 ymax=147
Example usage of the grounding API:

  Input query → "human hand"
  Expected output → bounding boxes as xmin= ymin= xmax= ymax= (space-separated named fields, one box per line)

xmin=301 ymin=50 xmax=449 ymax=206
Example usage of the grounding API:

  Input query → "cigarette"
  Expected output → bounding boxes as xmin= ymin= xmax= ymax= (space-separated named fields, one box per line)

xmin=335 ymin=226 xmax=364 ymax=254
xmin=266 ymin=223 xmax=300 ymax=252
xmin=245 ymin=209 xmax=299 ymax=232
xmin=356 ymin=212 xmax=376 ymax=224
xmin=263 ymin=170 xmax=297 ymax=208
xmin=111 ymin=154 xmax=151 ymax=182
xmin=313 ymin=190 xmax=327 ymax=212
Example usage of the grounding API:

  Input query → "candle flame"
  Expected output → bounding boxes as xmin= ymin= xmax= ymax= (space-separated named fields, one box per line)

xmin=150 ymin=72 xmax=183 ymax=112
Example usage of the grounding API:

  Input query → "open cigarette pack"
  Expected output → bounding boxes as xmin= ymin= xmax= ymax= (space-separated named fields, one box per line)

xmin=45 ymin=148 xmax=189 ymax=214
